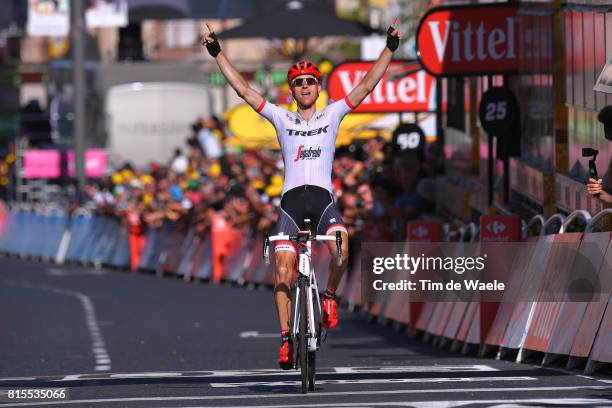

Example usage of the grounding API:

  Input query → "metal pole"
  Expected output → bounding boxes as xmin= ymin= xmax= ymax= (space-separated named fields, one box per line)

xmin=487 ymin=75 xmax=494 ymax=207
xmin=435 ymin=77 xmax=443 ymax=145
xmin=502 ymin=75 xmax=510 ymax=204
xmin=72 ymin=0 xmax=86 ymax=203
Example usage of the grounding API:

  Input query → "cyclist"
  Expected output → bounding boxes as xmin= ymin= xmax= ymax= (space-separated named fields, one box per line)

xmin=202 ymin=21 xmax=402 ymax=369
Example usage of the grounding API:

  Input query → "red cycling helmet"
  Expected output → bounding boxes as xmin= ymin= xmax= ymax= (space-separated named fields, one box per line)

xmin=287 ymin=60 xmax=321 ymax=84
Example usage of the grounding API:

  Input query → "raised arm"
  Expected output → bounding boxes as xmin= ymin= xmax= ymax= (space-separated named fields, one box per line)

xmin=347 ymin=20 xmax=403 ymax=109
xmin=201 ymin=23 xmax=264 ymax=111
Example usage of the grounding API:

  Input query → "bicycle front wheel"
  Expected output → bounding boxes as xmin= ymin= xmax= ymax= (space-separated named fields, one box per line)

xmin=298 ymin=277 xmax=308 ymax=393
xmin=308 ymin=350 xmax=316 ymax=391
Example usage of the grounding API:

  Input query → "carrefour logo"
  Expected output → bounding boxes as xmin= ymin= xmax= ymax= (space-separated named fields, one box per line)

xmin=294 ymin=145 xmax=322 ymax=162
xmin=486 ymin=220 xmax=507 ymax=235
xmin=413 ymin=226 xmax=429 ymax=238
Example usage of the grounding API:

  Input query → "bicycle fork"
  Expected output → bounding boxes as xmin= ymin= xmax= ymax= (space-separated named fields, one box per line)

xmin=292 ymin=247 xmax=322 ymax=352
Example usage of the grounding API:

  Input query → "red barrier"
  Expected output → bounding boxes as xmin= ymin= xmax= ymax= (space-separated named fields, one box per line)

xmin=466 ymin=215 xmax=521 ymax=348
xmin=397 ymin=221 xmax=444 ymax=329
xmin=455 ymin=302 xmax=478 ymax=343
xmin=480 ymin=215 xmax=521 ymax=242
xmin=522 ymin=233 xmax=583 ymax=358
xmin=415 ymin=302 xmax=436 ymax=332
xmin=126 ymin=211 xmax=146 ymax=272
xmin=211 ymin=213 xmax=235 ymax=283
xmin=484 ymin=241 xmax=537 ymax=350
xmin=443 ymin=302 xmax=469 ymax=341
xmin=406 ymin=221 xmax=443 ymax=242
xmin=501 ymin=235 xmax=555 ymax=352
xmin=587 ymin=294 xmax=612 ymax=372
xmin=547 ymin=232 xmax=611 ymax=363
xmin=427 ymin=302 xmax=454 ymax=337
xmin=0 ymin=201 xmax=5 ymax=233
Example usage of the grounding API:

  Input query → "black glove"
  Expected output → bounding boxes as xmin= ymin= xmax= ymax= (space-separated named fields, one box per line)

xmin=386 ymin=27 xmax=400 ymax=52
xmin=205 ymin=32 xmax=221 ymax=58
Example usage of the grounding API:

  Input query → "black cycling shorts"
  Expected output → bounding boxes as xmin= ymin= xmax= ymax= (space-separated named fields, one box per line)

xmin=274 ymin=185 xmax=347 ymax=253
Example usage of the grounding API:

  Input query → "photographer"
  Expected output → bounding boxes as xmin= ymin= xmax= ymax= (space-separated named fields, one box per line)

xmin=586 ymin=106 xmax=612 ymax=204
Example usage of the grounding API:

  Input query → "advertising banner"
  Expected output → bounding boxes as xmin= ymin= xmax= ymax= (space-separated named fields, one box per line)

xmin=416 ymin=4 xmax=519 ymax=76
xmin=23 ymin=150 xmax=61 ymax=179
xmin=23 ymin=149 xmax=107 ymax=179
xmin=328 ymin=61 xmax=436 ymax=113
xmin=85 ymin=0 xmax=128 ymax=28
xmin=27 ymin=0 xmax=70 ymax=37
xmin=67 ymin=149 xmax=108 ymax=178
xmin=480 ymin=215 xmax=521 ymax=242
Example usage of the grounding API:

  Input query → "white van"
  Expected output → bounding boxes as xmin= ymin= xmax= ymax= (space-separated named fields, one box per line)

xmin=105 ymin=82 xmax=211 ymax=167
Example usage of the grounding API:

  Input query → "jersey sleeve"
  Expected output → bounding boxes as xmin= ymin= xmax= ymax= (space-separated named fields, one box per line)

xmin=256 ymin=99 xmax=285 ymax=128
xmin=327 ymin=97 xmax=354 ymax=134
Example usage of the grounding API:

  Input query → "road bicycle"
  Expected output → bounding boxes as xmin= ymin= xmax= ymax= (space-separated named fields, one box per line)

xmin=264 ymin=218 xmax=342 ymax=393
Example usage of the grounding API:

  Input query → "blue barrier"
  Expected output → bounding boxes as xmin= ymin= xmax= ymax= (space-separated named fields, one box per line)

xmin=191 ymin=237 xmax=212 ymax=279
xmin=176 ymin=234 xmax=201 ymax=277
xmin=108 ymin=222 xmax=130 ymax=269
xmin=79 ymin=216 xmax=104 ymax=264
xmin=65 ymin=215 xmax=93 ymax=263
xmin=159 ymin=226 xmax=190 ymax=274
xmin=42 ymin=214 xmax=67 ymax=260
xmin=139 ymin=227 xmax=160 ymax=271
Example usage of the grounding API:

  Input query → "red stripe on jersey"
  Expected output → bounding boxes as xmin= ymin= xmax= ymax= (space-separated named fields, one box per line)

xmin=256 ymin=99 xmax=267 ymax=113
xmin=344 ymin=95 xmax=356 ymax=110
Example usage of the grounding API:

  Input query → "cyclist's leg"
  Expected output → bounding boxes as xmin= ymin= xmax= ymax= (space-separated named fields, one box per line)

xmin=324 ymin=229 xmax=349 ymax=291
xmin=319 ymin=199 xmax=348 ymax=329
xmin=319 ymin=198 xmax=349 ymax=292
xmin=274 ymin=200 xmax=301 ymax=368
xmin=274 ymin=246 xmax=295 ymax=331
xmin=274 ymin=240 xmax=296 ymax=369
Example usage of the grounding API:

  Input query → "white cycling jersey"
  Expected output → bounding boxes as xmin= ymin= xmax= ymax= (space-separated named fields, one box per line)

xmin=256 ymin=96 xmax=354 ymax=195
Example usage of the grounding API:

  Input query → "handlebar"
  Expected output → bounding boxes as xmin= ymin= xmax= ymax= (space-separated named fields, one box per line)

xmin=263 ymin=231 xmax=343 ymax=265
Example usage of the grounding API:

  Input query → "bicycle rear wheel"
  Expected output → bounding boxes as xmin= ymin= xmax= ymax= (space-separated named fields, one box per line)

xmin=298 ymin=277 xmax=308 ymax=393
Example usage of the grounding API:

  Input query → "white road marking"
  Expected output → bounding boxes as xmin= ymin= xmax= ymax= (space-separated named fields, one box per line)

xmin=545 ymin=366 xmax=612 ymax=386
xmin=333 ymin=365 xmax=499 ymax=374
xmin=47 ymin=268 xmax=106 ymax=276
xmin=3 ymin=279 xmax=111 ymax=372
xmin=163 ymin=399 xmax=612 ymax=408
xmin=240 ymin=331 xmax=279 ymax=338
xmin=0 ymin=365 xmax=503 ymax=383
xmin=210 ymin=376 xmax=537 ymax=388
xmin=1 ymin=386 xmax=611 ymax=407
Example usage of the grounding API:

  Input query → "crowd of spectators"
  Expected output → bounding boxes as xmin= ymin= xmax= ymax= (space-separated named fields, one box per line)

xmin=84 ymin=115 xmax=443 ymax=267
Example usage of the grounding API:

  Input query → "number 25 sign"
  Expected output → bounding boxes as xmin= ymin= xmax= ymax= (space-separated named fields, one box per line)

xmin=478 ymin=86 xmax=519 ymax=137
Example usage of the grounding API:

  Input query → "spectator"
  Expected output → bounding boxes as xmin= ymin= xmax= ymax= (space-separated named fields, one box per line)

xmin=196 ymin=117 xmax=224 ymax=160
xmin=170 ymin=148 xmax=188 ymax=174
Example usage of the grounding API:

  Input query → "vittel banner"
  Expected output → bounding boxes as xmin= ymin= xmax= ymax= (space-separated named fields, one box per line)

xmin=327 ymin=61 xmax=436 ymax=113
xmin=416 ymin=4 xmax=519 ymax=76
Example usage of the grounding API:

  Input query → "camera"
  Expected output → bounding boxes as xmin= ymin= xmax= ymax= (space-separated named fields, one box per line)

xmin=582 ymin=147 xmax=599 ymax=180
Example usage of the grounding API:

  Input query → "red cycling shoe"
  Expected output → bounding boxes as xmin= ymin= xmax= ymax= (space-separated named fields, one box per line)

xmin=322 ymin=292 xmax=339 ymax=329
xmin=278 ymin=337 xmax=294 ymax=370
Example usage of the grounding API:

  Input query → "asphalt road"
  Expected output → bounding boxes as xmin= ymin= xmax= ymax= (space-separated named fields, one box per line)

xmin=1 ymin=257 xmax=612 ymax=407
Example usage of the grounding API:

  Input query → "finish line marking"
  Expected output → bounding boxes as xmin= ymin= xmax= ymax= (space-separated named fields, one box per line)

xmin=1 ymin=386 xmax=611 ymax=407
xmin=210 ymin=376 xmax=537 ymax=388
xmin=3 ymin=279 xmax=111 ymax=372
xmin=333 ymin=365 xmax=499 ymax=374
xmin=0 ymin=365 xmax=502 ymax=384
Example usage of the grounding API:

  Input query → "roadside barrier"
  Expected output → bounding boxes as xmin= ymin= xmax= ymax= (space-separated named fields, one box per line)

xmin=0 ymin=207 xmax=610 ymax=374
xmin=521 ymin=232 xmax=583 ymax=362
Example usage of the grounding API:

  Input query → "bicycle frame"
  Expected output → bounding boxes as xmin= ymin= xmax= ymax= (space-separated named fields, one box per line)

xmin=292 ymin=238 xmax=321 ymax=352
